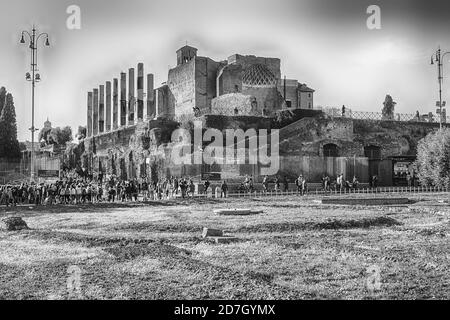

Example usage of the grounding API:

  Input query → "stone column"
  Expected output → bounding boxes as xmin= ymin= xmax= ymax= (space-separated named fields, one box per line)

xmin=99 ymin=85 xmax=105 ymax=133
xmin=155 ymin=88 xmax=164 ymax=117
xmin=87 ymin=92 xmax=93 ymax=137
xmin=93 ymin=88 xmax=99 ymax=136
xmin=146 ymin=73 xmax=155 ymax=119
xmin=120 ymin=72 xmax=127 ymax=127
xmin=106 ymin=81 xmax=112 ymax=132
xmin=113 ymin=78 xmax=118 ymax=130
xmin=137 ymin=63 xmax=144 ymax=121
xmin=128 ymin=68 xmax=135 ymax=125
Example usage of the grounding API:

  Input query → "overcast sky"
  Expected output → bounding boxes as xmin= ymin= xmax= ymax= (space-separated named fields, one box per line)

xmin=1 ymin=0 xmax=450 ymax=141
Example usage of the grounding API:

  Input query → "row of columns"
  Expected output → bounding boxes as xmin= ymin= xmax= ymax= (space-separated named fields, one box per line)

xmin=87 ymin=63 xmax=155 ymax=137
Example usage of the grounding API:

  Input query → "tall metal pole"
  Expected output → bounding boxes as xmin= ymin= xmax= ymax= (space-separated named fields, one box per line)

xmin=31 ymin=27 xmax=36 ymax=182
xmin=438 ymin=48 xmax=443 ymax=130
xmin=20 ymin=26 xmax=50 ymax=183
xmin=432 ymin=47 xmax=450 ymax=130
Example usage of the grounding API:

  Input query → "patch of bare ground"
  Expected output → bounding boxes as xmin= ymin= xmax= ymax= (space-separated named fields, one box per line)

xmin=109 ymin=222 xmax=203 ymax=233
xmin=28 ymin=229 xmax=156 ymax=247
xmin=236 ymin=216 xmax=401 ymax=233
xmin=100 ymin=241 xmax=307 ymax=299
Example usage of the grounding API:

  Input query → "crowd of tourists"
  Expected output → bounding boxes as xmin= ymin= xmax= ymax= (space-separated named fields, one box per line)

xmin=0 ymin=175 xmax=199 ymax=207
xmin=0 ymin=167 xmax=231 ymax=207
xmin=260 ymin=173 xmax=361 ymax=194
xmin=0 ymin=169 xmax=364 ymax=207
xmin=321 ymin=174 xmax=360 ymax=191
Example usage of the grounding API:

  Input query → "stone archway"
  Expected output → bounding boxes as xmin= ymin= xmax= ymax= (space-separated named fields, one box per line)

xmin=323 ymin=143 xmax=339 ymax=157
xmin=364 ymin=145 xmax=381 ymax=160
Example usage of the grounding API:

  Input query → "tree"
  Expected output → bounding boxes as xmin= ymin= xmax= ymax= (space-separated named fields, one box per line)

xmin=19 ymin=142 xmax=27 ymax=152
xmin=50 ymin=126 xmax=73 ymax=147
xmin=39 ymin=125 xmax=73 ymax=147
xmin=0 ymin=87 xmax=6 ymax=116
xmin=0 ymin=93 xmax=21 ymax=159
xmin=415 ymin=128 xmax=450 ymax=188
xmin=38 ymin=126 xmax=52 ymax=146
xmin=76 ymin=126 xmax=86 ymax=140
xmin=382 ymin=95 xmax=396 ymax=120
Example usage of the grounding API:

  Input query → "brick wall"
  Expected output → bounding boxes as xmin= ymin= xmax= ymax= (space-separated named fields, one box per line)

xmin=241 ymin=86 xmax=283 ymax=115
xmin=211 ymin=93 xmax=253 ymax=115
xmin=216 ymin=63 xmax=243 ymax=96
xmin=277 ymin=79 xmax=298 ymax=108
xmin=280 ymin=116 xmax=441 ymax=159
xmin=195 ymin=57 xmax=221 ymax=114
xmin=299 ymin=91 xmax=313 ymax=109
xmin=168 ymin=60 xmax=196 ymax=117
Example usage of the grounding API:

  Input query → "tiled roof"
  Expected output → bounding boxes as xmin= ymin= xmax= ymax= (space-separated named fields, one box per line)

xmin=298 ymin=83 xmax=315 ymax=92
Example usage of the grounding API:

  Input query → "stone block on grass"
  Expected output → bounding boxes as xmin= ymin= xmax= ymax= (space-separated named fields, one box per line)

xmin=210 ymin=236 xmax=239 ymax=244
xmin=0 ymin=217 xmax=29 ymax=231
xmin=202 ymin=227 xmax=224 ymax=238
xmin=213 ymin=208 xmax=263 ymax=216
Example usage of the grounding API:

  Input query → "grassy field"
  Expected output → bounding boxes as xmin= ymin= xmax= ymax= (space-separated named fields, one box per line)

xmin=0 ymin=193 xmax=449 ymax=300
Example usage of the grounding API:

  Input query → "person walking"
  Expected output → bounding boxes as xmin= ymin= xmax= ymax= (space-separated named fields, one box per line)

xmin=164 ymin=179 xmax=171 ymax=199
xmin=352 ymin=176 xmax=359 ymax=190
xmin=372 ymin=175 xmax=378 ymax=189
xmin=301 ymin=176 xmax=308 ymax=195
xmin=76 ymin=184 xmax=82 ymax=203
xmin=180 ymin=178 xmax=187 ymax=199
xmin=142 ymin=180 xmax=149 ymax=201
xmin=249 ymin=175 xmax=254 ymax=193
xmin=173 ymin=177 xmax=179 ymax=198
xmin=221 ymin=180 xmax=228 ymax=198
xmin=283 ymin=176 xmax=289 ymax=192
xmin=406 ymin=172 xmax=412 ymax=187
xmin=337 ymin=174 xmax=344 ymax=192
xmin=296 ymin=175 xmax=303 ymax=194
xmin=274 ymin=176 xmax=280 ymax=192
xmin=188 ymin=180 xmax=195 ymax=198
xmin=262 ymin=176 xmax=269 ymax=193
xmin=204 ymin=179 xmax=210 ymax=195
xmin=131 ymin=182 xmax=138 ymax=201
xmin=0 ymin=186 xmax=10 ymax=207
xmin=70 ymin=185 xmax=77 ymax=204
xmin=59 ymin=186 xmax=66 ymax=204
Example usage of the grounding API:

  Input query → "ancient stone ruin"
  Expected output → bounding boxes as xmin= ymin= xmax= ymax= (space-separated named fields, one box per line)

xmin=70 ymin=45 xmax=447 ymax=187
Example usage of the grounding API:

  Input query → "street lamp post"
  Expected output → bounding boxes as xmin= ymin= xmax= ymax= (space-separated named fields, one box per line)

xmin=20 ymin=26 xmax=50 ymax=182
xmin=431 ymin=47 xmax=450 ymax=130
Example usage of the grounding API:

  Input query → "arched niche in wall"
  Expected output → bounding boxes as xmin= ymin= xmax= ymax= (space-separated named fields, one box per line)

xmin=323 ymin=143 xmax=339 ymax=157
xmin=364 ymin=145 xmax=381 ymax=160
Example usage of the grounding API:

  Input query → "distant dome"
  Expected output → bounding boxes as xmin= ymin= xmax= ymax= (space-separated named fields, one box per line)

xmin=44 ymin=117 xmax=52 ymax=129
xmin=242 ymin=64 xmax=277 ymax=87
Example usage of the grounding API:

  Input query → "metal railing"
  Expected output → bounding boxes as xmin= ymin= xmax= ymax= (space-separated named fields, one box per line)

xmin=205 ymin=185 xmax=450 ymax=199
xmin=319 ymin=107 xmax=450 ymax=124
xmin=2 ymin=185 xmax=447 ymax=208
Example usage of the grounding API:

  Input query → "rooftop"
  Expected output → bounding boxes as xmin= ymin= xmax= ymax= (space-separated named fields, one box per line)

xmin=298 ymin=83 xmax=315 ymax=92
xmin=242 ymin=64 xmax=277 ymax=87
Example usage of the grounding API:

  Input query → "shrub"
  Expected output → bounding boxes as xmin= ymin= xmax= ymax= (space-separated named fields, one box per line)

xmin=415 ymin=128 xmax=450 ymax=187
xmin=273 ymin=109 xmax=294 ymax=128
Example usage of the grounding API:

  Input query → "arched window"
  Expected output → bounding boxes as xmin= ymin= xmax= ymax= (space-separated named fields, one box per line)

xmin=364 ymin=145 xmax=381 ymax=159
xmin=323 ymin=143 xmax=339 ymax=157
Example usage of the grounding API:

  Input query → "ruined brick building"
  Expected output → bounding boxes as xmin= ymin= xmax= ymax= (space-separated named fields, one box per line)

xmin=78 ymin=45 xmax=444 ymax=187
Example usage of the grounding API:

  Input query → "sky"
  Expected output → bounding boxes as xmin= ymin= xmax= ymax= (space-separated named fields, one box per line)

xmin=1 ymin=0 xmax=450 ymax=141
